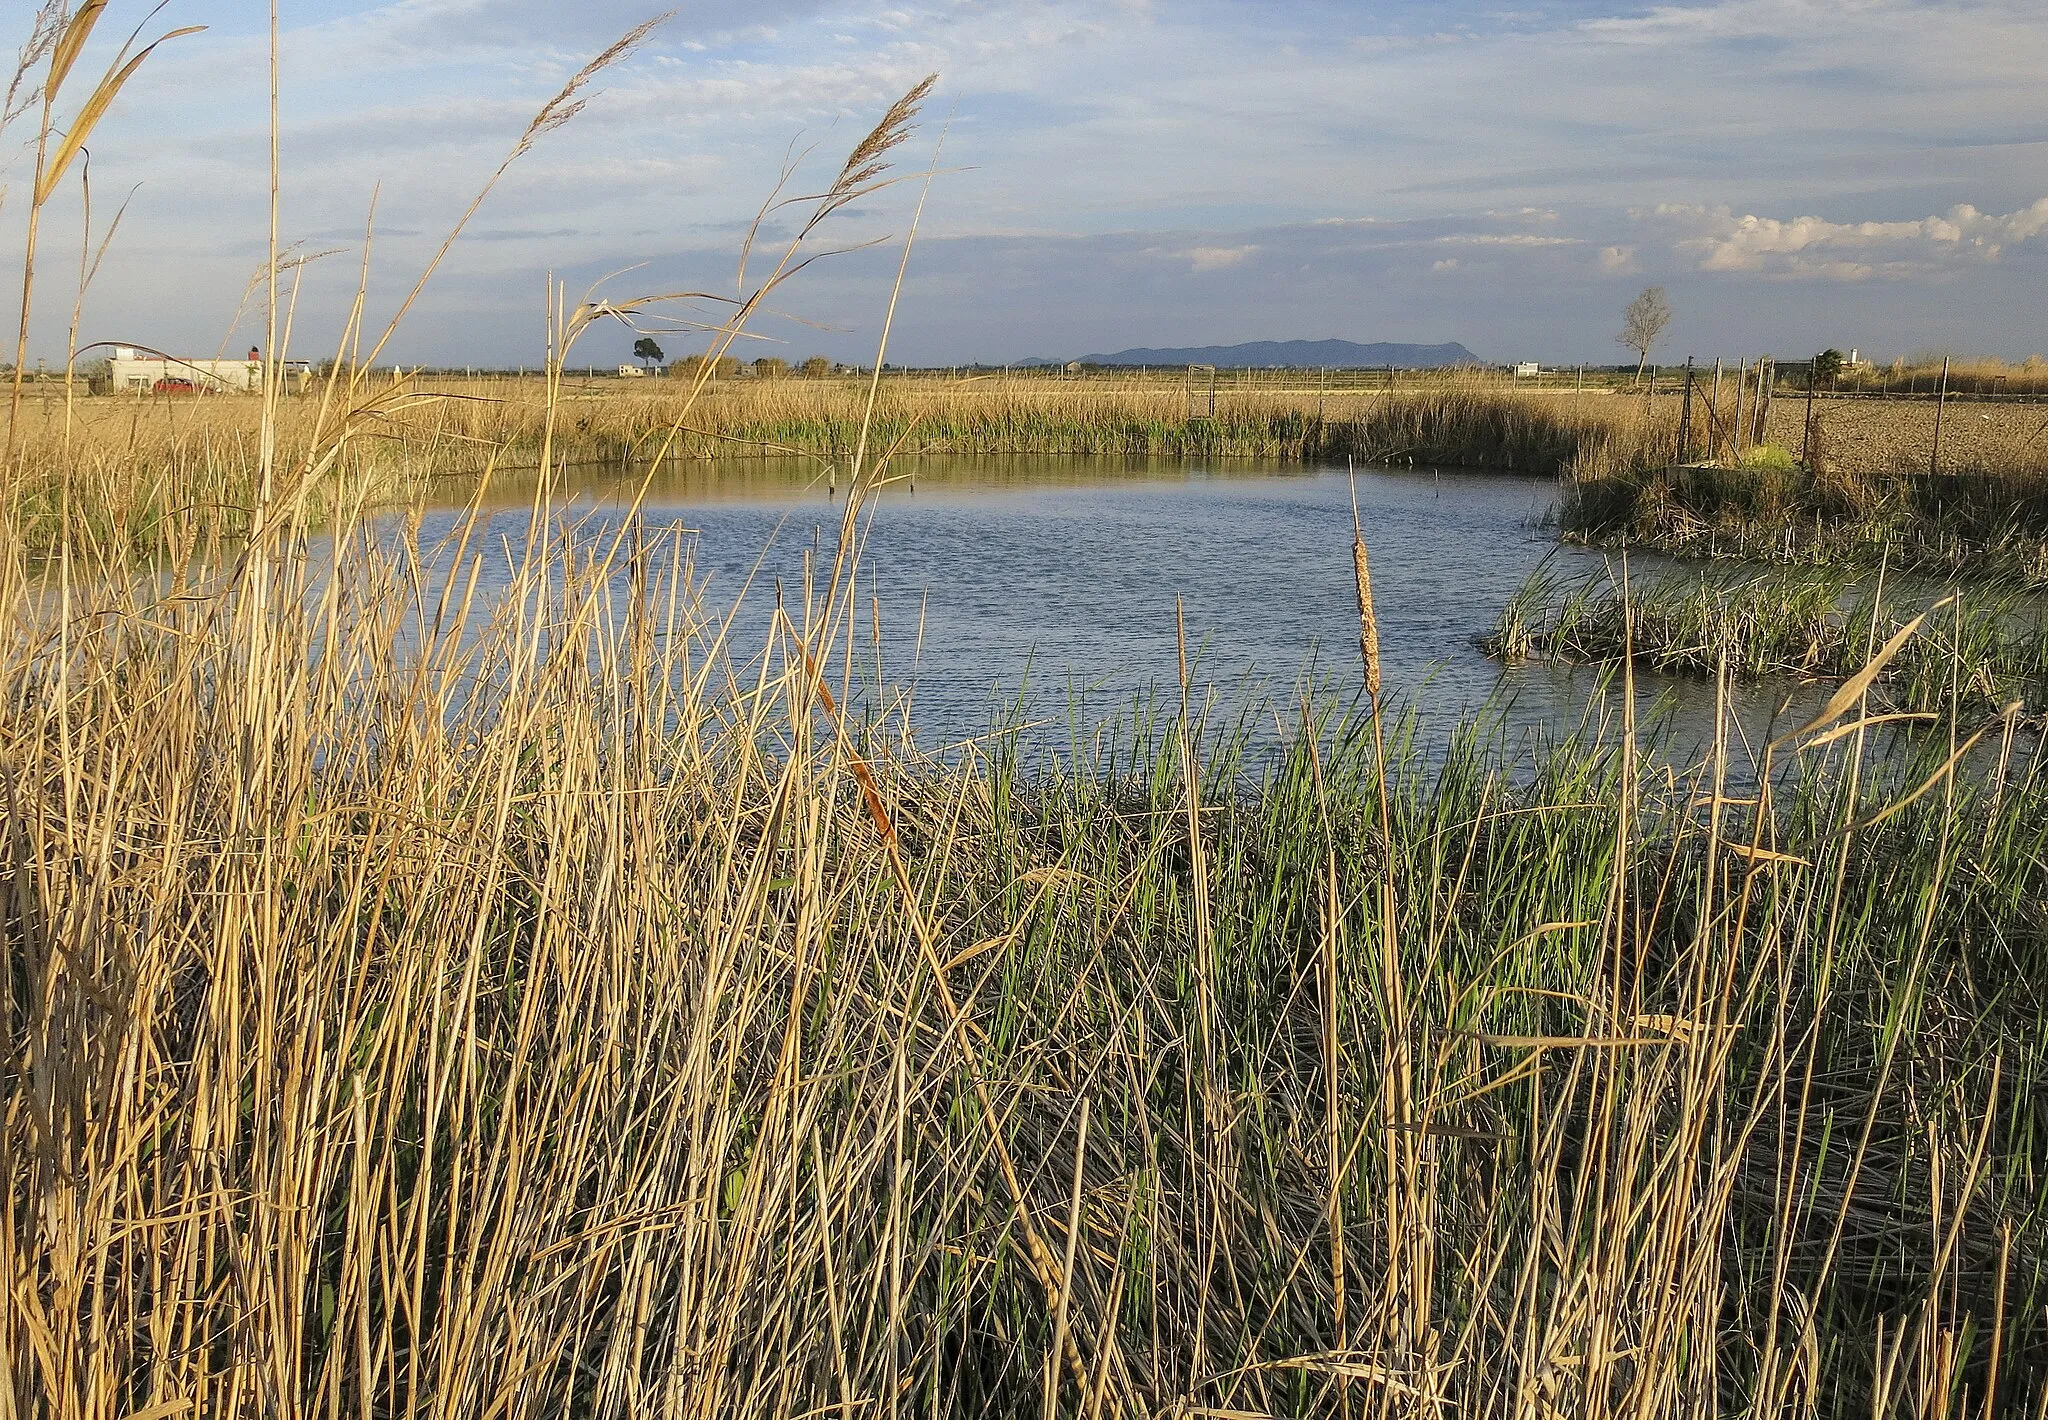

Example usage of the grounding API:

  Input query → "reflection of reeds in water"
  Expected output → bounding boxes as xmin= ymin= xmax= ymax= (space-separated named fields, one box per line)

xmin=10 ymin=381 xmax=1683 ymax=564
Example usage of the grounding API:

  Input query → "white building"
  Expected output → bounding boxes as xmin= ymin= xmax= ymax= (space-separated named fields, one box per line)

xmin=106 ymin=347 xmax=309 ymax=393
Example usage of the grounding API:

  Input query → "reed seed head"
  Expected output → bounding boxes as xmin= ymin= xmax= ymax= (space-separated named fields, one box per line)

xmin=1354 ymin=531 xmax=1382 ymax=701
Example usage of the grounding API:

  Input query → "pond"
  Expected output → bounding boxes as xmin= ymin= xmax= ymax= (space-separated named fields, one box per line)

xmin=404 ymin=455 xmax=1826 ymax=765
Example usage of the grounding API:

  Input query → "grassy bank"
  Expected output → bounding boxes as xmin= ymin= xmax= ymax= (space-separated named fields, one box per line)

xmin=392 ymin=377 xmax=1675 ymax=473
xmin=40 ymin=377 xmax=1678 ymax=460
xmin=1560 ymin=459 xmax=2048 ymax=584
xmin=1484 ymin=561 xmax=2048 ymax=724
xmin=1558 ymin=396 xmax=2048 ymax=581
xmin=6 ymin=494 xmax=2047 ymax=1418
xmin=33 ymin=376 xmax=2048 ymax=577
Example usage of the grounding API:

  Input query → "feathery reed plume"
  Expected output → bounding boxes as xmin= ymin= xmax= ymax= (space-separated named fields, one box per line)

xmin=1 ymin=0 xmax=63 ymax=136
xmin=525 ymin=12 xmax=672 ymax=147
xmin=6 ymin=3 xmax=202 ymax=465
xmin=346 ymin=13 xmax=672 ymax=383
xmin=819 ymin=73 xmax=936 ymax=218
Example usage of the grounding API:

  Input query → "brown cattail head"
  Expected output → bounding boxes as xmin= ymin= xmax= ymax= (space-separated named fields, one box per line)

xmin=1354 ymin=532 xmax=1382 ymax=702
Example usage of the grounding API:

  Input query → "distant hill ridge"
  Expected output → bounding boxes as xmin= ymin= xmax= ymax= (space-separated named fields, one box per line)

xmin=1021 ymin=338 xmax=1484 ymax=369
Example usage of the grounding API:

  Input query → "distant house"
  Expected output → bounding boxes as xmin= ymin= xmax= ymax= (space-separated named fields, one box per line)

xmin=106 ymin=346 xmax=309 ymax=393
xmin=1513 ymin=362 xmax=1541 ymax=378
xmin=617 ymin=365 xmax=647 ymax=378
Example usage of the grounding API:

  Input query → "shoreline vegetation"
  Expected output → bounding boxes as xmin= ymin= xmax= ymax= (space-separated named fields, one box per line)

xmin=16 ymin=376 xmax=2048 ymax=575
xmin=12 ymin=499 xmax=2048 ymax=1418
xmin=11 ymin=363 xmax=2047 ymax=572
xmin=9 ymin=379 xmax=1674 ymax=564
xmin=1483 ymin=562 xmax=2048 ymax=727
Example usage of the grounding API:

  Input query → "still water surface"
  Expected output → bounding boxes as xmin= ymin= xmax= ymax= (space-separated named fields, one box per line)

xmin=413 ymin=456 xmax=1817 ymax=763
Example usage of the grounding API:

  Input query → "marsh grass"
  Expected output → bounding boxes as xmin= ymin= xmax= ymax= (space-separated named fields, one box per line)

xmin=8 ymin=494 xmax=2048 ymax=1417
xmin=1560 ymin=460 xmax=2048 ymax=586
xmin=5 ymin=381 xmax=1679 ymax=565
xmin=1840 ymin=355 xmax=2048 ymax=399
xmin=1485 ymin=561 xmax=2048 ymax=724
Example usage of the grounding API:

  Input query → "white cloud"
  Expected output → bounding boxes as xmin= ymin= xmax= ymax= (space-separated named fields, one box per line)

xmin=1186 ymin=244 xmax=1256 ymax=271
xmin=1658 ymin=197 xmax=2048 ymax=279
xmin=1431 ymin=258 xmax=1459 ymax=272
xmin=1599 ymin=245 xmax=1636 ymax=273
xmin=1434 ymin=234 xmax=1579 ymax=248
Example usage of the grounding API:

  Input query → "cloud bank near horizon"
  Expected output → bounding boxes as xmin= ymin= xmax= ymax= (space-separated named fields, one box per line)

xmin=3 ymin=0 xmax=2046 ymax=368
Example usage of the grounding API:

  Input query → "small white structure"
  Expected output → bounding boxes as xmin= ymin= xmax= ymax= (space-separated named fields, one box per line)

xmin=109 ymin=347 xmax=258 ymax=393
xmin=1513 ymin=362 xmax=1541 ymax=378
xmin=106 ymin=347 xmax=309 ymax=393
xmin=617 ymin=364 xmax=647 ymax=378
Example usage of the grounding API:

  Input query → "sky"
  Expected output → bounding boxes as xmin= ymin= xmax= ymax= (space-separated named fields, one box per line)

xmin=4 ymin=0 xmax=2047 ymax=369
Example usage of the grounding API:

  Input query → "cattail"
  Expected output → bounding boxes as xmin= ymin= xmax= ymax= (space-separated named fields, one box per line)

xmin=1354 ymin=530 xmax=1381 ymax=702
xmin=1349 ymin=463 xmax=1382 ymax=701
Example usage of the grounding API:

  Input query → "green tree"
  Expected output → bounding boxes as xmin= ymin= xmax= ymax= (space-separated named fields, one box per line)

xmin=800 ymin=356 xmax=832 ymax=378
xmin=752 ymin=357 xmax=789 ymax=379
xmin=668 ymin=354 xmax=740 ymax=381
xmin=1811 ymin=348 xmax=1845 ymax=388
xmin=633 ymin=336 xmax=664 ymax=370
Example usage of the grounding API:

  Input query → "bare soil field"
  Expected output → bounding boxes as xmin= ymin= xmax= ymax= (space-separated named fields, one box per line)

xmin=1765 ymin=395 xmax=2048 ymax=476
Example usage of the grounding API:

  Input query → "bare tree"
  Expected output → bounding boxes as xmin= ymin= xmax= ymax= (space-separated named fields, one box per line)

xmin=1618 ymin=286 xmax=1673 ymax=384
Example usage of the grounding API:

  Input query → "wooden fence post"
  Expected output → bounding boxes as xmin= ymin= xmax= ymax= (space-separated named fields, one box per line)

xmin=1733 ymin=359 xmax=1748 ymax=460
xmin=1930 ymin=355 xmax=1950 ymax=475
xmin=1678 ymin=357 xmax=1694 ymax=463
xmin=1712 ymin=359 xmax=1725 ymax=462
xmin=1803 ymin=364 xmax=1817 ymax=465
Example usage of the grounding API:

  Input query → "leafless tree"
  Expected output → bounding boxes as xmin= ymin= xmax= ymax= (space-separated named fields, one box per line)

xmin=1618 ymin=285 xmax=1673 ymax=384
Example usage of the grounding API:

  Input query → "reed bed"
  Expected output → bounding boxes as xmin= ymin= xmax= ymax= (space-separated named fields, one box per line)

xmin=1560 ymin=459 xmax=2048 ymax=586
xmin=6 ymin=381 xmax=1676 ymax=565
xmin=6 ymin=492 xmax=2047 ymax=1418
xmin=37 ymin=376 xmax=1677 ymax=466
xmin=1485 ymin=561 xmax=2048 ymax=724
xmin=7 ymin=18 xmax=2047 ymax=1411
xmin=1557 ymin=393 xmax=2048 ymax=581
xmin=1840 ymin=356 xmax=2048 ymax=399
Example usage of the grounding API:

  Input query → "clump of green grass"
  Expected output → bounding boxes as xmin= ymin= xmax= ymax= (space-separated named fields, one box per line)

xmin=1560 ymin=461 xmax=2048 ymax=585
xmin=1741 ymin=442 xmax=1797 ymax=472
xmin=1485 ymin=561 xmax=2048 ymax=723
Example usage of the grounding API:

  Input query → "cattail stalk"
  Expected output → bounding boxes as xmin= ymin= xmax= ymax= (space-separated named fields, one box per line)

xmin=1349 ymin=464 xmax=1382 ymax=703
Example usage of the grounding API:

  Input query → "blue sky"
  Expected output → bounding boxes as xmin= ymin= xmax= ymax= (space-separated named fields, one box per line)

xmin=5 ymin=0 xmax=2047 ymax=368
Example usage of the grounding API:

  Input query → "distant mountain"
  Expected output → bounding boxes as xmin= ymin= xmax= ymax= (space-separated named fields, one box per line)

xmin=1018 ymin=339 xmax=1485 ymax=369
